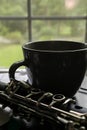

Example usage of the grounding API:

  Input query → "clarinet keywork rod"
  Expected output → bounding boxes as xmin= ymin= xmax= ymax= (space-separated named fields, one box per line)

xmin=0 ymin=91 xmax=86 ymax=126
xmin=12 ymin=93 xmax=87 ymax=123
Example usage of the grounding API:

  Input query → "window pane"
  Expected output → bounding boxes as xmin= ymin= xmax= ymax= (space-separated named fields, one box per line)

xmin=0 ymin=20 xmax=28 ymax=67
xmin=0 ymin=0 xmax=27 ymax=16
xmin=0 ymin=44 xmax=23 ymax=67
xmin=32 ymin=0 xmax=87 ymax=16
xmin=32 ymin=20 xmax=86 ymax=42
xmin=0 ymin=20 xmax=28 ymax=44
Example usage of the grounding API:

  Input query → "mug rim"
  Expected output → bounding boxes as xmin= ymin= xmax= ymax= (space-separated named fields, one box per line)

xmin=22 ymin=40 xmax=87 ymax=53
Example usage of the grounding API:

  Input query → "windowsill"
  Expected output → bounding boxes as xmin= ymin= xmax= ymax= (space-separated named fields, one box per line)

xmin=0 ymin=68 xmax=27 ymax=83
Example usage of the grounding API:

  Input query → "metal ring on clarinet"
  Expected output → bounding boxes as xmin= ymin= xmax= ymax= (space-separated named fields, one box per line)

xmin=49 ymin=94 xmax=65 ymax=107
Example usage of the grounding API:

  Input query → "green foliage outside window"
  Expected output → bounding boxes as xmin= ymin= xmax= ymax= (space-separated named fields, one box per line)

xmin=0 ymin=0 xmax=87 ymax=67
xmin=0 ymin=0 xmax=87 ymax=43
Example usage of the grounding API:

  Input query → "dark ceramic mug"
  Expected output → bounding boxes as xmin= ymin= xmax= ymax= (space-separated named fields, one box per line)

xmin=9 ymin=40 xmax=87 ymax=97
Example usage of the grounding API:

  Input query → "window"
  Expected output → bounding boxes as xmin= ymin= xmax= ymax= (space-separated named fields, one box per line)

xmin=0 ymin=0 xmax=87 ymax=67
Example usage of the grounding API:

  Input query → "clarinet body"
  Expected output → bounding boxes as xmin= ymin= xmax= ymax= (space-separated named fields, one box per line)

xmin=0 ymin=80 xmax=87 ymax=130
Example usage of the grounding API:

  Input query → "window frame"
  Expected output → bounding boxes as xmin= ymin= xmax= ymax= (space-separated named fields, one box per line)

xmin=0 ymin=0 xmax=87 ymax=42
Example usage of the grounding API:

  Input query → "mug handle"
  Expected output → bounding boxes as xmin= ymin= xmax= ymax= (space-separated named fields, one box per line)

xmin=9 ymin=60 xmax=27 ymax=80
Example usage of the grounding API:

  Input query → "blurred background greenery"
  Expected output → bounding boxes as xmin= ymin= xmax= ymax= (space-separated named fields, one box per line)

xmin=0 ymin=0 xmax=87 ymax=67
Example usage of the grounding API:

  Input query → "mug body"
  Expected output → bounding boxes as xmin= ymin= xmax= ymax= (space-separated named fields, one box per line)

xmin=22 ymin=40 xmax=87 ymax=97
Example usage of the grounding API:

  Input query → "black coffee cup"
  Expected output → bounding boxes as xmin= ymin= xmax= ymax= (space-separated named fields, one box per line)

xmin=9 ymin=40 xmax=87 ymax=97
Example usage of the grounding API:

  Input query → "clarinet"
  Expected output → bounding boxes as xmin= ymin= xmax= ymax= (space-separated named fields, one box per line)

xmin=0 ymin=79 xmax=87 ymax=130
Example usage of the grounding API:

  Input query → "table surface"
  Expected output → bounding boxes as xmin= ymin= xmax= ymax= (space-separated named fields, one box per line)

xmin=0 ymin=69 xmax=87 ymax=108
